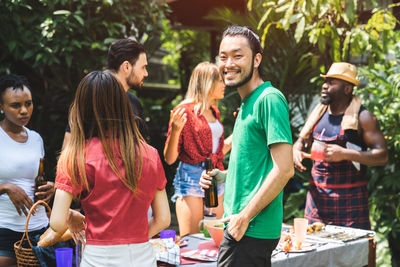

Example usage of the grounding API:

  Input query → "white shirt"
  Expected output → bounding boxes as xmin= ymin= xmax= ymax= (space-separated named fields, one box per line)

xmin=0 ymin=126 xmax=48 ymax=232
xmin=208 ymin=120 xmax=223 ymax=153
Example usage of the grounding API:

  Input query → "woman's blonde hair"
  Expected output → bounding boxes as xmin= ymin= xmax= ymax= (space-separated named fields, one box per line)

xmin=184 ymin=62 xmax=221 ymax=114
xmin=57 ymin=70 xmax=144 ymax=195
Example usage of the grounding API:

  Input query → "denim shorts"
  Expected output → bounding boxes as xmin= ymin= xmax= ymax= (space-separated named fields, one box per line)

xmin=171 ymin=161 xmax=224 ymax=202
xmin=0 ymin=227 xmax=47 ymax=257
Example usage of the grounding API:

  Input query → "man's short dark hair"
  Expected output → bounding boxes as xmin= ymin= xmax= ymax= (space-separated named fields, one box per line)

xmin=107 ymin=39 xmax=146 ymax=72
xmin=222 ymin=26 xmax=264 ymax=77
xmin=222 ymin=26 xmax=263 ymax=57
xmin=0 ymin=74 xmax=30 ymax=101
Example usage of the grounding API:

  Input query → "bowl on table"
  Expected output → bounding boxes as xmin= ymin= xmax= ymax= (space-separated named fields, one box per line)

xmin=205 ymin=222 xmax=224 ymax=247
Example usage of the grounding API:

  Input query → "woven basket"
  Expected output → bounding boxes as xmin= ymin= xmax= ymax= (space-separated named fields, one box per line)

xmin=14 ymin=200 xmax=51 ymax=267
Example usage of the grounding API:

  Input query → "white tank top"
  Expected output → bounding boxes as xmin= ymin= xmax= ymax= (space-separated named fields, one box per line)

xmin=0 ymin=126 xmax=48 ymax=231
xmin=208 ymin=120 xmax=223 ymax=153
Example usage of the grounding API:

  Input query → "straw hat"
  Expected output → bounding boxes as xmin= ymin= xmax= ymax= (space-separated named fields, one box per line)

xmin=320 ymin=62 xmax=360 ymax=86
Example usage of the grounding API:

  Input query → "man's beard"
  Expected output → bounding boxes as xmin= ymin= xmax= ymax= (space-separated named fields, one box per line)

xmin=225 ymin=60 xmax=254 ymax=90
xmin=320 ymin=83 xmax=345 ymax=105
xmin=128 ymin=81 xmax=142 ymax=91
xmin=320 ymin=96 xmax=331 ymax=105
xmin=126 ymin=71 xmax=142 ymax=91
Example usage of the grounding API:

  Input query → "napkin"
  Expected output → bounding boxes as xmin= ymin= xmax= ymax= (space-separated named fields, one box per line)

xmin=180 ymin=241 xmax=218 ymax=265
xmin=150 ymin=238 xmax=180 ymax=265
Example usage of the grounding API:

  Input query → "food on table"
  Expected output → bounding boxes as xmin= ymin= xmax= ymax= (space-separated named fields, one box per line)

xmin=282 ymin=234 xmax=292 ymax=252
xmin=150 ymin=238 xmax=167 ymax=253
xmin=295 ymin=241 xmax=302 ymax=250
xmin=283 ymin=240 xmax=292 ymax=252
xmin=307 ymin=221 xmax=325 ymax=233
xmin=284 ymin=234 xmax=291 ymax=242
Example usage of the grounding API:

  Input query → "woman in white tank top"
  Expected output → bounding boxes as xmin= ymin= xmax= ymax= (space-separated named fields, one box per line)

xmin=0 ymin=74 xmax=55 ymax=267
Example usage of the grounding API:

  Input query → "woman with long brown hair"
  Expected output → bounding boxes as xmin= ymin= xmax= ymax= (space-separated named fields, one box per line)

xmin=50 ymin=71 xmax=170 ymax=266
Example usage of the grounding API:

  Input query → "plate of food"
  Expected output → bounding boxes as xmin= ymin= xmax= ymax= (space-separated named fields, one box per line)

xmin=308 ymin=225 xmax=375 ymax=243
xmin=278 ymin=234 xmax=316 ymax=253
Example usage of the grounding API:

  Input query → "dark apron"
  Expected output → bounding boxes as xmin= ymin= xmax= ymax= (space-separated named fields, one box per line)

xmin=304 ymin=109 xmax=370 ymax=230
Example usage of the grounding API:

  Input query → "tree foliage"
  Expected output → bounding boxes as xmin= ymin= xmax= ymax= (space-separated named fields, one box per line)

xmin=357 ymin=35 xmax=400 ymax=263
xmin=252 ymin=0 xmax=398 ymax=69
xmin=161 ymin=23 xmax=211 ymax=94
xmin=0 ymin=0 xmax=169 ymax=177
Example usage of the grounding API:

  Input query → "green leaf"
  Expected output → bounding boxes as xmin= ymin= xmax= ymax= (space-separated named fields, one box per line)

xmin=8 ymin=41 xmax=17 ymax=52
xmin=294 ymin=17 xmax=305 ymax=43
xmin=257 ymin=8 xmax=272 ymax=30
xmin=66 ymin=55 xmax=72 ymax=67
xmin=247 ymin=0 xmax=253 ymax=11
xmin=72 ymin=40 xmax=82 ymax=48
xmin=53 ymin=10 xmax=71 ymax=16
xmin=23 ymin=50 xmax=35 ymax=60
xmin=342 ymin=31 xmax=352 ymax=60
xmin=104 ymin=38 xmax=117 ymax=45
xmin=261 ymin=23 xmax=273 ymax=47
xmin=73 ymin=14 xmax=84 ymax=25
xmin=91 ymin=42 xmax=101 ymax=49
xmin=308 ymin=28 xmax=318 ymax=44
xmin=332 ymin=37 xmax=341 ymax=61
xmin=283 ymin=188 xmax=307 ymax=221
xmin=342 ymin=0 xmax=356 ymax=24
xmin=35 ymin=53 xmax=43 ymax=62
xmin=283 ymin=0 xmax=296 ymax=30
xmin=317 ymin=34 xmax=326 ymax=53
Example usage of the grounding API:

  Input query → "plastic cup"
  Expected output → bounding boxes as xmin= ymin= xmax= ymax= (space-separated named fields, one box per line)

xmin=55 ymin=247 xmax=73 ymax=267
xmin=293 ymin=218 xmax=308 ymax=246
xmin=160 ymin=229 xmax=176 ymax=242
xmin=311 ymin=140 xmax=326 ymax=161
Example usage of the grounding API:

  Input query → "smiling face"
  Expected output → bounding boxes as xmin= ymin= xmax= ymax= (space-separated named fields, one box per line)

xmin=0 ymin=86 xmax=33 ymax=127
xmin=126 ymin=52 xmax=148 ymax=90
xmin=218 ymin=36 xmax=255 ymax=90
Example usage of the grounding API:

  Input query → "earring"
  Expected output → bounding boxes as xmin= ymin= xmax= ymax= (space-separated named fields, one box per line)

xmin=0 ymin=110 xmax=3 ymax=114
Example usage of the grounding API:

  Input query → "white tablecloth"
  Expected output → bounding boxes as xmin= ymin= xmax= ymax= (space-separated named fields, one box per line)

xmin=178 ymin=233 xmax=370 ymax=267
xmin=272 ymin=237 xmax=369 ymax=267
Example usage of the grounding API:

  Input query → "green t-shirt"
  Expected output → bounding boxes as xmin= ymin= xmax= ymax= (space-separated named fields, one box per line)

xmin=223 ymin=82 xmax=292 ymax=239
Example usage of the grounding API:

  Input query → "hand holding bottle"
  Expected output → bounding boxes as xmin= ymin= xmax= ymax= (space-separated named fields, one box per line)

xmin=199 ymin=168 xmax=227 ymax=189
xmin=34 ymin=181 xmax=55 ymax=203
xmin=203 ymin=158 xmax=217 ymax=207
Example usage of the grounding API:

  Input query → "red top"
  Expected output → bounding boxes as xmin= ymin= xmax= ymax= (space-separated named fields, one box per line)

xmin=166 ymin=102 xmax=225 ymax=170
xmin=55 ymin=138 xmax=166 ymax=245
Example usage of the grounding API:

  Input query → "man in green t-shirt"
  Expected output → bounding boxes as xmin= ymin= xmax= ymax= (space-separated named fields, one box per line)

xmin=200 ymin=26 xmax=294 ymax=267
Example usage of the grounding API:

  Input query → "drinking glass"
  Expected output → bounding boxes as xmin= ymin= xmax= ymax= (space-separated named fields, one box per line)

xmin=311 ymin=140 xmax=326 ymax=161
xmin=160 ymin=229 xmax=176 ymax=242
xmin=293 ymin=218 xmax=308 ymax=247
xmin=55 ymin=247 xmax=73 ymax=267
xmin=198 ymin=213 xmax=217 ymax=238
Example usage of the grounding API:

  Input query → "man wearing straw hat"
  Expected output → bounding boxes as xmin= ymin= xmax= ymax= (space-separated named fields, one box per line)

xmin=293 ymin=62 xmax=388 ymax=229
